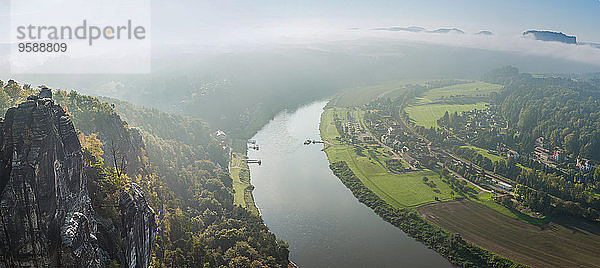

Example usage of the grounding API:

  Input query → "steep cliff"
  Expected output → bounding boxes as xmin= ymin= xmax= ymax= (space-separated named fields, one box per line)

xmin=0 ymin=93 xmax=156 ymax=267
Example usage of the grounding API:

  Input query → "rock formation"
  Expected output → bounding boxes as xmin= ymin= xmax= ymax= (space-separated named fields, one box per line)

xmin=0 ymin=91 xmax=155 ymax=267
xmin=523 ymin=30 xmax=577 ymax=44
xmin=120 ymin=184 xmax=156 ymax=268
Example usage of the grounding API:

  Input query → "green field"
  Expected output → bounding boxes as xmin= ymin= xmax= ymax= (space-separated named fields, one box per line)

xmin=419 ymin=201 xmax=600 ymax=268
xmin=328 ymin=80 xmax=426 ymax=107
xmin=404 ymin=81 xmax=501 ymax=128
xmin=415 ymin=81 xmax=502 ymax=105
xmin=321 ymin=108 xmax=458 ymax=207
xmin=461 ymin=145 xmax=505 ymax=163
xmin=405 ymin=103 xmax=487 ymax=128
xmin=230 ymin=153 xmax=259 ymax=215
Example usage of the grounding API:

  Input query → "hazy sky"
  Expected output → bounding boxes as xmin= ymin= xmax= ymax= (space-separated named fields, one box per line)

xmin=1 ymin=0 xmax=600 ymax=69
xmin=151 ymin=0 xmax=600 ymax=45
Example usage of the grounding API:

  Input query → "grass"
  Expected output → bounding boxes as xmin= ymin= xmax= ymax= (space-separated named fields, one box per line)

xmin=329 ymin=80 xmax=426 ymax=107
xmin=230 ymin=153 xmax=259 ymax=215
xmin=405 ymin=103 xmax=487 ymax=128
xmin=415 ymin=81 xmax=502 ymax=105
xmin=419 ymin=200 xmax=600 ymax=268
xmin=461 ymin=145 xmax=505 ymax=163
xmin=404 ymin=81 xmax=500 ymax=128
xmin=321 ymin=108 xmax=458 ymax=208
xmin=473 ymin=192 xmax=550 ymax=226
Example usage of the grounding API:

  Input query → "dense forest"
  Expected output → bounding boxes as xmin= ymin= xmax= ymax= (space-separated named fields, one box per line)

xmin=485 ymin=67 xmax=600 ymax=161
xmin=0 ymin=80 xmax=289 ymax=267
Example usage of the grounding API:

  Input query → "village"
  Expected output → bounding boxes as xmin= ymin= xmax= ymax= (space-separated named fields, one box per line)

xmin=333 ymin=98 xmax=598 ymax=211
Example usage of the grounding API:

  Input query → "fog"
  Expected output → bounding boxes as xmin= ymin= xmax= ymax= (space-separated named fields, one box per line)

xmin=2 ymin=0 xmax=600 ymax=134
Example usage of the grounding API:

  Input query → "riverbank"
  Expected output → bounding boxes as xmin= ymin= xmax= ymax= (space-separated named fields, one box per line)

xmin=230 ymin=152 xmax=260 ymax=215
xmin=319 ymin=104 xmax=524 ymax=267
xmin=319 ymin=107 xmax=473 ymax=208
xmin=326 ymin=161 xmax=522 ymax=267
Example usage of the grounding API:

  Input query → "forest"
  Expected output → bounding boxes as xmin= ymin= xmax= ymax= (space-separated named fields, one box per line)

xmin=0 ymin=80 xmax=289 ymax=267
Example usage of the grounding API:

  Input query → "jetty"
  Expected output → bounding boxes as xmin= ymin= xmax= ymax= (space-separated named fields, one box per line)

xmin=304 ymin=139 xmax=324 ymax=145
xmin=243 ymin=159 xmax=262 ymax=165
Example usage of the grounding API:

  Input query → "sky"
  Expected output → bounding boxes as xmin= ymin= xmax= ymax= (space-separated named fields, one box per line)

xmin=150 ymin=0 xmax=600 ymax=45
xmin=2 ymin=0 xmax=599 ymax=45
xmin=1 ymin=0 xmax=600 ymax=71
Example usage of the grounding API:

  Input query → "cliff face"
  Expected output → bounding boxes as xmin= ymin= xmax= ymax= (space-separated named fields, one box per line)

xmin=0 ymin=95 xmax=155 ymax=267
xmin=120 ymin=184 xmax=156 ymax=268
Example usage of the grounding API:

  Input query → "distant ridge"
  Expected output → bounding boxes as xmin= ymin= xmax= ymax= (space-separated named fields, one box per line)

xmin=371 ymin=26 xmax=465 ymax=34
xmin=475 ymin=30 xmax=493 ymax=36
xmin=372 ymin=26 xmax=425 ymax=32
xmin=428 ymin=28 xmax=465 ymax=34
xmin=579 ymin=42 xmax=600 ymax=49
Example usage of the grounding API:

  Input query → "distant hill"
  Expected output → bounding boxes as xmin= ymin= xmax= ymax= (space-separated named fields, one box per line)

xmin=523 ymin=30 xmax=576 ymax=44
xmin=580 ymin=42 xmax=600 ymax=49
xmin=475 ymin=31 xmax=493 ymax=36
xmin=429 ymin=28 xmax=465 ymax=34
xmin=372 ymin=26 xmax=425 ymax=32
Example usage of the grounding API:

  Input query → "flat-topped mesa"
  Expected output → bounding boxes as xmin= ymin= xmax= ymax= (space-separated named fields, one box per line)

xmin=0 ymin=94 xmax=156 ymax=267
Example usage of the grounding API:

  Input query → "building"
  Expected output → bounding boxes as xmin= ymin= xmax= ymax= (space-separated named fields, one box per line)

xmin=507 ymin=149 xmax=520 ymax=159
xmin=497 ymin=181 xmax=513 ymax=192
xmin=214 ymin=130 xmax=227 ymax=141
xmin=576 ymin=158 xmax=593 ymax=171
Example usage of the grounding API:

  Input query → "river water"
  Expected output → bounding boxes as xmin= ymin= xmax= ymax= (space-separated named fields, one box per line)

xmin=248 ymin=100 xmax=450 ymax=267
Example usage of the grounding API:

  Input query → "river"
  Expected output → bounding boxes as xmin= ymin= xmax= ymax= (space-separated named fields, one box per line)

xmin=248 ymin=100 xmax=450 ymax=267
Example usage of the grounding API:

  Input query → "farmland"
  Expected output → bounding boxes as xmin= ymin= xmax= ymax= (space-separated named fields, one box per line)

xmin=328 ymin=80 xmax=425 ymax=107
xmin=405 ymin=103 xmax=487 ymax=128
xmin=414 ymin=81 xmax=502 ymax=105
xmin=473 ymin=193 xmax=550 ymax=226
xmin=419 ymin=201 xmax=600 ymax=268
xmin=404 ymin=81 xmax=500 ymax=128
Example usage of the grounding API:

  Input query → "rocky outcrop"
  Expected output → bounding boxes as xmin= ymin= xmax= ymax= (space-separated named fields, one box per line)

xmin=0 ymin=93 xmax=156 ymax=267
xmin=120 ymin=184 xmax=156 ymax=268
xmin=523 ymin=30 xmax=577 ymax=44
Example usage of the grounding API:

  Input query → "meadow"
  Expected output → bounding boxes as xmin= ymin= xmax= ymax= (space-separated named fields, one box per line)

xmin=405 ymin=103 xmax=487 ymax=128
xmin=415 ymin=81 xmax=502 ymax=105
xmin=404 ymin=81 xmax=501 ymax=128
xmin=328 ymin=80 xmax=425 ymax=107
xmin=230 ymin=153 xmax=259 ymax=215
xmin=461 ymin=145 xmax=505 ymax=163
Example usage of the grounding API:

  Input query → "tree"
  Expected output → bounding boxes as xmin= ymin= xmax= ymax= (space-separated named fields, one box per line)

xmin=108 ymin=139 xmax=128 ymax=178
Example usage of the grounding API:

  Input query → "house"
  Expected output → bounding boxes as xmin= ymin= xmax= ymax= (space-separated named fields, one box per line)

xmin=536 ymin=136 xmax=545 ymax=148
xmin=576 ymin=158 xmax=593 ymax=171
xmin=214 ymin=130 xmax=227 ymax=141
xmin=507 ymin=149 xmax=520 ymax=159
xmin=497 ymin=181 xmax=513 ymax=192
xmin=553 ymin=150 xmax=563 ymax=161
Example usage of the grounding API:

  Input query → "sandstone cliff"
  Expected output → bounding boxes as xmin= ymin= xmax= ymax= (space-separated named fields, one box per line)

xmin=0 ymin=93 xmax=156 ymax=267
